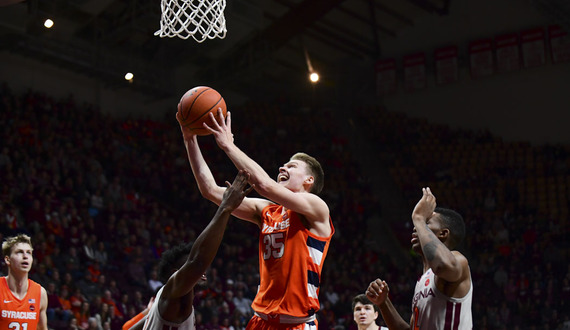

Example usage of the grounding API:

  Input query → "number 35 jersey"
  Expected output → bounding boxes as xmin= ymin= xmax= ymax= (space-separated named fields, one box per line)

xmin=0 ymin=277 xmax=41 ymax=330
xmin=252 ymin=204 xmax=334 ymax=318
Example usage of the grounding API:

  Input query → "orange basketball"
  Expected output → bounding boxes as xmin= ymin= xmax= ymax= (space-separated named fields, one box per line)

xmin=177 ymin=86 xmax=227 ymax=136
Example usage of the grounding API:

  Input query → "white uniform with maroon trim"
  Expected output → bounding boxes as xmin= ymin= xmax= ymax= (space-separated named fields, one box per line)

xmin=411 ymin=268 xmax=472 ymax=330
xmin=142 ymin=286 xmax=196 ymax=330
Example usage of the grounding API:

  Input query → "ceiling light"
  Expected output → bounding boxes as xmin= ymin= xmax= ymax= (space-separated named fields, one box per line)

xmin=309 ymin=72 xmax=319 ymax=83
xmin=44 ymin=19 xmax=54 ymax=29
xmin=125 ymin=72 xmax=134 ymax=81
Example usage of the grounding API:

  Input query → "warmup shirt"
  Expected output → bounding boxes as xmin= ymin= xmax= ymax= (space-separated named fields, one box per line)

xmin=0 ymin=277 xmax=42 ymax=330
xmin=252 ymin=204 xmax=334 ymax=318
xmin=411 ymin=268 xmax=473 ymax=330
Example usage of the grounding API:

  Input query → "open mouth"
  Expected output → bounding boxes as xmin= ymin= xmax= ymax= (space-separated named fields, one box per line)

xmin=277 ymin=174 xmax=289 ymax=182
xmin=411 ymin=233 xmax=418 ymax=244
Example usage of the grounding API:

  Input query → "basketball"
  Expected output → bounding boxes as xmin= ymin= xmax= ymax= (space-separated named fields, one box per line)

xmin=177 ymin=86 xmax=227 ymax=136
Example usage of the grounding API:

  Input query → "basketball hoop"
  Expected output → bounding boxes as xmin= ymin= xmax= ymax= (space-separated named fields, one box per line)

xmin=154 ymin=0 xmax=227 ymax=43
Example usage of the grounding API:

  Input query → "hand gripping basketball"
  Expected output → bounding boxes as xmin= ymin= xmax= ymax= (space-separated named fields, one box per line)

xmin=177 ymin=86 xmax=227 ymax=136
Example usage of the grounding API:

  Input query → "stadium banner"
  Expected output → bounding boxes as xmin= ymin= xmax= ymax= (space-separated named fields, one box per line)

xmin=375 ymin=58 xmax=397 ymax=96
xmin=434 ymin=46 xmax=458 ymax=85
xmin=403 ymin=52 xmax=426 ymax=92
xmin=495 ymin=33 xmax=520 ymax=73
xmin=549 ymin=24 xmax=570 ymax=64
xmin=469 ymin=38 xmax=494 ymax=78
xmin=521 ymin=27 xmax=546 ymax=68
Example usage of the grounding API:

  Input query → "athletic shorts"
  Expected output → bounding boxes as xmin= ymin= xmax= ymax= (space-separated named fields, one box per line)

xmin=246 ymin=314 xmax=318 ymax=330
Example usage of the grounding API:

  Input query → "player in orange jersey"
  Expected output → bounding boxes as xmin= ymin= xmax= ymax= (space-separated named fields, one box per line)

xmin=178 ymin=109 xmax=334 ymax=329
xmin=1 ymin=234 xmax=48 ymax=330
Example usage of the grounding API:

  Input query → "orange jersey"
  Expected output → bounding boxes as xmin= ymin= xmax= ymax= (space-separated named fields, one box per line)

xmin=0 ymin=277 xmax=42 ymax=330
xmin=252 ymin=204 xmax=334 ymax=318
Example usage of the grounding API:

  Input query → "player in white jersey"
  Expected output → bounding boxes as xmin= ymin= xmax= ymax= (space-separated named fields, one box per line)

xmin=352 ymin=294 xmax=389 ymax=330
xmin=124 ymin=171 xmax=252 ymax=330
xmin=366 ymin=187 xmax=473 ymax=329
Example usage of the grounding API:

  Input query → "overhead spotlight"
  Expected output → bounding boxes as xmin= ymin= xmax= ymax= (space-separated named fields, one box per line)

xmin=124 ymin=72 xmax=134 ymax=81
xmin=309 ymin=72 xmax=319 ymax=83
xmin=303 ymin=47 xmax=319 ymax=84
xmin=44 ymin=19 xmax=54 ymax=29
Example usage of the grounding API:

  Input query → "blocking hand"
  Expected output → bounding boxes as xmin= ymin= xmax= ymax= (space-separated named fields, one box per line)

xmin=220 ymin=170 xmax=254 ymax=211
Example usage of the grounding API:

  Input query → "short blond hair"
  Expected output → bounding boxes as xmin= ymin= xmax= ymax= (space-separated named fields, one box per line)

xmin=2 ymin=234 xmax=33 ymax=257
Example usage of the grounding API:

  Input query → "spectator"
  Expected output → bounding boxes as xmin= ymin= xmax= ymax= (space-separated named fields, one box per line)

xmin=232 ymin=290 xmax=253 ymax=319
xmin=102 ymin=289 xmax=122 ymax=319
xmin=76 ymin=271 xmax=99 ymax=300
xmin=95 ymin=303 xmax=113 ymax=329
xmin=74 ymin=301 xmax=91 ymax=329
xmin=127 ymin=252 xmax=147 ymax=290
xmin=87 ymin=316 xmax=102 ymax=330
xmin=59 ymin=285 xmax=74 ymax=321
xmin=70 ymin=287 xmax=86 ymax=316
xmin=147 ymin=269 xmax=163 ymax=293
xmin=493 ymin=264 xmax=508 ymax=289
xmin=46 ymin=282 xmax=67 ymax=322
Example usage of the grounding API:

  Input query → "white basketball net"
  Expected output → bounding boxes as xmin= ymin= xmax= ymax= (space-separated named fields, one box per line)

xmin=154 ymin=0 xmax=227 ymax=43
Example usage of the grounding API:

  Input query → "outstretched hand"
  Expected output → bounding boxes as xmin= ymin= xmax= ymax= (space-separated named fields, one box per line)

xmin=366 ymin=279 xmax=389 ymax=306
xmin=412 ymin=187 xmax=436 ymax=222
xmin=204 ymin=109 xmax=234 ymax=151
xmin=220 ymin=170 xmax=254 ymax=211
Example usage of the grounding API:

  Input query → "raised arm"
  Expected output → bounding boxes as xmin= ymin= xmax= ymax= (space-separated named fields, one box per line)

xmin=161 ymin=171 xmax=253 ymax=299
xmin=177 ymin=112 xmax=267 ymax=225
xmin=412 ymin=188 xmax=468 ymax=283
xmin=204 ymin=110 xmax=330 ymax=236
xmin=366 ymin=279 xmax=410 ymax=330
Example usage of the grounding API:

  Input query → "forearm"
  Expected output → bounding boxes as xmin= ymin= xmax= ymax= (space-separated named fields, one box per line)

xmin=222 ymin=144 xmax=273 ymax=188
xmin=122 ymin=312 xmax=147 ymax=330
xmin=378 ymin=298 xmax=410 ymax=330
xmin=128 ymin=316 xmax=147 ymax=330
xmin=188 ymin=207 xmax=232 ymax=269
xmin=184 ymin=136 xmax=225 ymax=202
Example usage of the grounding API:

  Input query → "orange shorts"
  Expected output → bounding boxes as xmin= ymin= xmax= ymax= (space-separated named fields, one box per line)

xmin=246 ymin=314 xmax=318 ymax=330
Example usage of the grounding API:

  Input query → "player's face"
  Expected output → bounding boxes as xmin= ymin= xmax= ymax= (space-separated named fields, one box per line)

xmin=353 ymin=302 xmax=378 ymax=327
xmin=5 ymin=242 xmax=34 ymax=273
xmin=411 ymin=212 xmax=442 ymax=253
xmin=277 ymin=160 xmax=312 ymax=192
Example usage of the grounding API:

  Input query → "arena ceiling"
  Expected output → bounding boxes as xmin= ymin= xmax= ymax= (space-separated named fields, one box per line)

xmin=0 ymin=0 xmax=569 ymax=103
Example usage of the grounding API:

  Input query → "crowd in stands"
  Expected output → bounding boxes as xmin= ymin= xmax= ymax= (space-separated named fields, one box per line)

xmin=0 ymin=83 xmax=569 ymax=329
